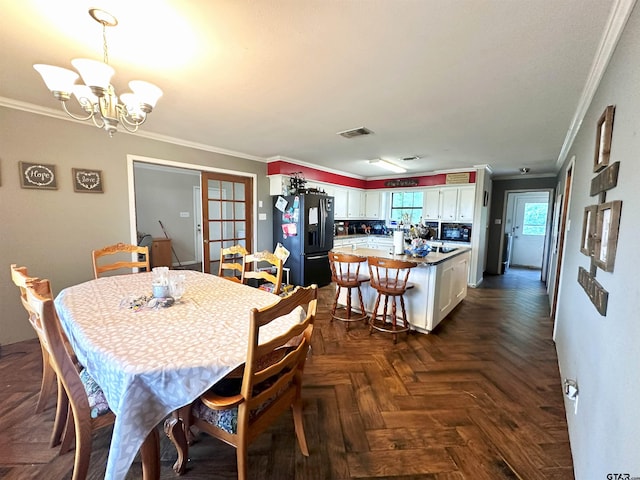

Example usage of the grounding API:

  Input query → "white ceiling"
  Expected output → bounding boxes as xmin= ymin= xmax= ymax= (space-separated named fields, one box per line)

xmin=0 ymin=0 xmax=621 ymax=179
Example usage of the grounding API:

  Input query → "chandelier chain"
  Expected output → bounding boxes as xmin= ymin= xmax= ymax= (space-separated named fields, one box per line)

xmin=102 ymin=23 xmax=109 ymax=65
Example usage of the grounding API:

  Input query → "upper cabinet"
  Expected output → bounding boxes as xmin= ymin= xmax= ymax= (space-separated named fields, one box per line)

xmin=333 ymin=188 xmax=382 ymax=219
xmin=423 ymin=189 xmax=441 ymax=220
xmin=439 ymin=188 xmax=459 ymax=221
xmin=364 ymin=191 xmax=382 ymax=218
xmin=333 ymin=187 xmax=349 ymax=219
xmin=456 ymin=186 xmax=475 ymax=222
xmin=347 ymin=189 xmax=365 ymax=218
xmin=423 ymin=185 xmax=476 ymax=222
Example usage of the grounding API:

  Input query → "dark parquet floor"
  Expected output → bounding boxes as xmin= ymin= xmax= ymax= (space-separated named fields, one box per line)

xmin=0 ymin=267 xmax=573 ymax=479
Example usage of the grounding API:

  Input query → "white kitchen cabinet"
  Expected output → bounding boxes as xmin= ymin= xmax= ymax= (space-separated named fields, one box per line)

xmin=269 ymin=174 xmax=289 ymax=196
xmin=347 ymin=189 xmax=365 ymax=218
xmin=333 ymin=187 xmax=348 ymax=219
xmin=423 ymin=189 xmax=441 ymax=220
xmin=364 ymin=191 xmax=382 ymax=218
xmin=439 ymin=188 xmax=459 ymax=221
xmin=434 ymin=250 xmax=469 ymax=320
xmin=456 ymin=186 xmax=475 ymax=222
xmin=368 ymin=236 xmax=393 ymax=251
xmin=332 ymin=247 xmax=471 ymax=333
xmin=423 ymin=186 xmax=475 ymax=222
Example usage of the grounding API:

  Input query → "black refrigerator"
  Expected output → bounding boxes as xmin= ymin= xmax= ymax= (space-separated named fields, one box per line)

xmin=273 ymin=193 xmax=334 ymax=287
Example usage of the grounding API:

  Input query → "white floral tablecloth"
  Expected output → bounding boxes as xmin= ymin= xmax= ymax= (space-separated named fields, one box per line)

xmin=54 ymin=270 xmax=298 ymax=480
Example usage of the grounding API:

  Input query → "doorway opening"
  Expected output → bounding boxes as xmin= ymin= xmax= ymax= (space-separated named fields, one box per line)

xmin=127 ymin=155 xmax=257 ymax=274
xmin=500 ymin=189 xmax=554 ymax=282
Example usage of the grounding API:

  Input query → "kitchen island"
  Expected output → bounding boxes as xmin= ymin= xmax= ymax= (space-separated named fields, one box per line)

xmin=332 ymin=245 xmax=471 ymax=333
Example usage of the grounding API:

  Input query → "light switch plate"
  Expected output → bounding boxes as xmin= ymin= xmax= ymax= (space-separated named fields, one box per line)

xmin=258 ymin=213 xmax=267 ymax=220
xmin=258 ymin=200 xmax=263 ymax=208
xmin=180 ymin=212 xmax=190 ymax=218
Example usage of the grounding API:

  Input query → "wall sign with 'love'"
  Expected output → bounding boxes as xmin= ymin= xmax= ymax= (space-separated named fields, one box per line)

xmin=73 ymin=168 xmax=104 ymax=193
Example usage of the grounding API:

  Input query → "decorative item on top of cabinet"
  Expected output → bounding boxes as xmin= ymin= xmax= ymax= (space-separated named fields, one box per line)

xmin=151 ymin=238 xmax=172 ymax=268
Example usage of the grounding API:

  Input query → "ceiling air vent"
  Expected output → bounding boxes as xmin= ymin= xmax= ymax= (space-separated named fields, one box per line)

xmin=402 ymin=156 xmax=420 ymax=162
xmin=336 ymin=127 xmax=374 ymax=139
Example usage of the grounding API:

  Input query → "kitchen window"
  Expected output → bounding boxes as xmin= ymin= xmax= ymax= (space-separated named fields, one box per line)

xmin=390 ymin=191 xmax=423 ymax=224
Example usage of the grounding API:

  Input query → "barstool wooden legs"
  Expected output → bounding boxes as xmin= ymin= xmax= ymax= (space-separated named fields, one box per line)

xmin=369 ymin=292 xmax=410 ymax=344
xmin=366 ymin=256 xmax=416 ymax=344
xmin=329 ymin=251 xmax=369 ymax=331
xmin=331 ymin=283 xmax=368 ymax=330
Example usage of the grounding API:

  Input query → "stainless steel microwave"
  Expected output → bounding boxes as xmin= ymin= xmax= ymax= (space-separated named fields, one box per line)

xmin=440 ymin=223 xmax=472 ymax=242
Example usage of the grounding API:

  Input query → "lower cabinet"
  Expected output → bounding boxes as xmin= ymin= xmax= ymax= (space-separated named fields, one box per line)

xmin=334 ymin=248 xmax=470 ymax=333
xmin=151 ymin=238 xmax=172 ymax=268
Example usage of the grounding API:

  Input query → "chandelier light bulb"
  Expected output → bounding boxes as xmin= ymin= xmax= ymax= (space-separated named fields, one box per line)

xmin=32 ymin=9 xmax=161 ymax=136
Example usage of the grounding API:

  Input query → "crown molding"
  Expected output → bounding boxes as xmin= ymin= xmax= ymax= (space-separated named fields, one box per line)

xmin=556 ymin=0 xmax=636 ymax=169
xmin=267 ymin=156 xmax=368 ymax=181
xmin=0 ymin=96 xmax=266 ymax=163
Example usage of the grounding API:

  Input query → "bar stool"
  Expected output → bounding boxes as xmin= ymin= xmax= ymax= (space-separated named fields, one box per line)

xmin=328 ymin=251 xmax=369 ymax=330
xmin=367 ymin=256 xmax=416 ymax=344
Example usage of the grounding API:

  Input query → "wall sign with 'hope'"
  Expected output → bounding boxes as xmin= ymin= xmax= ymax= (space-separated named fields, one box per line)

xmin=19 ymin=162 xmax=57 ymax=190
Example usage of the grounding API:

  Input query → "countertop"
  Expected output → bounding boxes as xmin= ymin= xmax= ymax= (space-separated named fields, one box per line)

xmin=334 ymin=233 xmax=393 ymax=239
xmin=332 ymin=245 xmax=471 ymax=266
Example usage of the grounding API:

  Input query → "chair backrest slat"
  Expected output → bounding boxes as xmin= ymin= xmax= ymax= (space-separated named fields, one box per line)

xmin=242 ymin=250 xmax=283 ymax=294
xmin=241 ymin=285 xmax=317 ymax=415
xmin=219 ymin=245 xmax=248 ymax=282
xmin=92 ymin=242 xmax=150 ymax=279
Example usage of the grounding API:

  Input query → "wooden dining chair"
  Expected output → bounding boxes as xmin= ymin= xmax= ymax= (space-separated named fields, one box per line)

xmin=242 ymin=250 xmax=283 ymax=295
xmin=92 ymin=242 xmax=151 ymax=279
xmin=218 ymin=244 xmax=248 ymax=283
xmin=164 ymin=285 xmax=318 ymax=479
xmin=23 ymin=278 xmax=115 ymax=480
xmin=10 ymin=264 xmax=68 ymax=448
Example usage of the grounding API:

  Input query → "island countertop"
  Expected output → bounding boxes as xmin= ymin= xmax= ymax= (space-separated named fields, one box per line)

xmin=332 ymin=245 xmax=471 ymax=266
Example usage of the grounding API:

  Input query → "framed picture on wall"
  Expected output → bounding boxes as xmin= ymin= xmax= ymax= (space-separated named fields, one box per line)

xmin=19 ymin=162 xmax=58 ymax=190
xmin=580 ymin=205 xmax=597 ymax=256
xmin=593 ymin=200 xmax=622 ymax=272
xmin=72 ymin=168 xmax=104 ymax=193
xmin=593 ymin=105 xmax=615 ymax=173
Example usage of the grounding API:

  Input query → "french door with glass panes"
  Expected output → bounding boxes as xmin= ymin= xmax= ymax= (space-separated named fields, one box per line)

xmin=201 ymin=172 xmax=253 ymax=274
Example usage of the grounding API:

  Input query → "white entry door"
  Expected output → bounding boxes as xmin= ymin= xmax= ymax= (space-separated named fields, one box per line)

xmin=510 ymin=193 xmax=549 ymax=268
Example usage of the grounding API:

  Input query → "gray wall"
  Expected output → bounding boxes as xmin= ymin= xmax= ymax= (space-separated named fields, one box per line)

xmin=134 ymin=165 xmax=201 ymax=265
xmin=0 ymin=108 xmax=273 ymax=345
xmin=486 ymin=176 xmax=557 ymax=274
xmin=554 ymin=4 xmax=640 ymax=478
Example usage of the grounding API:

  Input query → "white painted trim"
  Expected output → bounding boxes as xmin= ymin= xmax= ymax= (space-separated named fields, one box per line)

xmin=267 ymin=155 xmax=368 ymax=181
xmin=492 ymin=173 xmax=557 ymax=181
xmin=133 ymin=162 xmax=200 ymax=177
xmin=556 ymin=0 xmax=636 ymax=169
xmin=0 ymin=96 xmax=266 ymax=162
xmin=498 ymin=187 xmax=554 ymax=275
xmin=552 ymin=155 xmax=576 ymax=341
xmin=126 ymin=154 xmax=259 ymax=262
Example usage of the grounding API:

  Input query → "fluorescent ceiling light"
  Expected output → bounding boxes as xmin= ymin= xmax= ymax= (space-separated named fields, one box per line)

xmin=369 ymin=159 xmax=407 ymax=174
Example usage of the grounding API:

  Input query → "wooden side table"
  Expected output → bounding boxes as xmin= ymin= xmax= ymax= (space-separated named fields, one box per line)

xmin=151 ymin=238 xmax=172 ymax=268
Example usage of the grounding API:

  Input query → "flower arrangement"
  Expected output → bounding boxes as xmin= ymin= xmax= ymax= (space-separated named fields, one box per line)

xmin=405 ymin=238 xmax=431 ymax=257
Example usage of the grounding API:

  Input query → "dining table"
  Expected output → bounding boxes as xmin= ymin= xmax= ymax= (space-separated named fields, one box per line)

xmin=54 ymin=270 xmax=302 ymax=480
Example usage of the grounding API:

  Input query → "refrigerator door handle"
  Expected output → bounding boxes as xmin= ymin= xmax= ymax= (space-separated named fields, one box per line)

xmin=306 ymin=254 xmax=328 ymax=260
xmin=319 ymin=198 xmax=326 ymax=249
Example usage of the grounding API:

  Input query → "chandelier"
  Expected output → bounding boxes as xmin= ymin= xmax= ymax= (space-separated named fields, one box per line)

xmin=33 ymin=9 xmax=162 ymax=137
